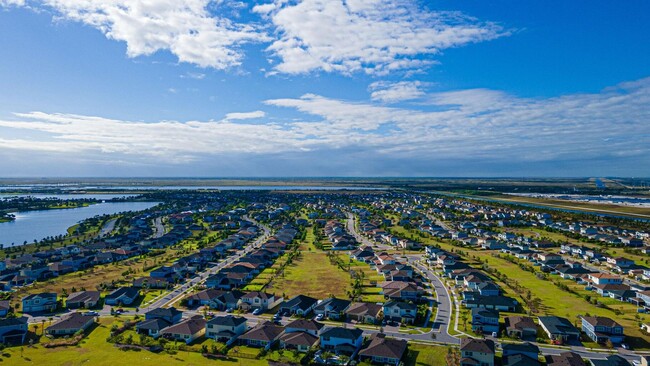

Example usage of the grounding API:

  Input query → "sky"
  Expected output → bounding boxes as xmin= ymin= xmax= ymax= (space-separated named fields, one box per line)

xmin=0 ymin=0 xmax=649 ymax=178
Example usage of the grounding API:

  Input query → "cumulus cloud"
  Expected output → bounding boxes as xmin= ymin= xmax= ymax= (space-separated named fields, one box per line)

xmin=0 ymin=78 xmax=648 ymax=174
xmin=255 ymin=0 xmax=507 ymax=75
xmin=27 ymin=0 xmax=268 ymax=69
xmin=369 ymin=81 xmax=428 ymax=103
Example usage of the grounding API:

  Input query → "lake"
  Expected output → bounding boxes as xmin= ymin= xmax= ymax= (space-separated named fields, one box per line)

xmin=0 ymin=201 xmax=159 ymax=246
xmin=0 ymin=194 xmax=139 ymax=201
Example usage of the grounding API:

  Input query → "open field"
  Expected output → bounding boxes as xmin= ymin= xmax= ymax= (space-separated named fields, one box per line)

xmin=1 ymin=317 xmax=269 ymax=366
xmin=266 ymin=226 xmax=352 ymax=299
xmin=404 ymin=343 xmax=449 ymax=366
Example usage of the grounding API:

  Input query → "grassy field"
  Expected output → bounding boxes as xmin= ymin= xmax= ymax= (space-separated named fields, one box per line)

xmin=1 ymin=317 xmax=269 ymax=366
xmin=266 ymin=226 xmax=352 ymax=299
xmin=404 ymin=343 xmax=449 ymax=366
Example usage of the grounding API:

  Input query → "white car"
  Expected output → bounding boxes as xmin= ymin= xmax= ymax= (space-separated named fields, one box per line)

xmin=252 ymin=308 xmax=262 ymax=315
xmin=315 ymin=314 xmax=324 ymax=321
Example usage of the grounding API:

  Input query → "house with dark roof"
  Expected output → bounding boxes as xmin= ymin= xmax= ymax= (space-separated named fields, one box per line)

xmin=137 ymin=318 xmax=172 ymax=339
xmin=280 ymin=295 xmax=318 ymax=316
xmin=0 ymin=300 xmax=11 ymax=317
xmin=22 ymin=292 xmax=57 ymax=313
xmin=285 ymin=319 xmax=324 ymax=337
xmin=319 ymin=326 xmax=363 ymax=355
xmin=145 ymin=307 xmax=183 ymax=324
xmin=538 ymin=316 xmax=581 ymax=342
xmin=66 ymin=291 xmax=101 ymax=309
xmin=505 ymin=316 xmax=538 ymax=339
xmin=278 ymin=330 xmax=318 ymax=352
xmin=313 ymin=297 xmax=351 ymax=320
xmin=0 ymin=316 xmax=28 ymax=344
xmin=160 ymin=315 xmax=206 ymax=344
xmin=105 ymin=286 xmax=140 ymax=306
xmin=46 ymin=312 xmax=95 ymax=336
xmin=471 ymin=308 xmax=500 ymax=334
xmin=503 ymin=353 xmax=541 ymax=366
xmin=383 ymin=300 xmax=416 ymax=324
xmin=460 ymin=338 xmax=495 ymax=366
xmin=358 ymin=333 xmax=408 ymax=366
xmin=502 ymin=342 xmax=539 ymax=360
xmin=206 ymin=315 xmax=247 ymax=344
xmin=345 ymin=302 xmax=383 ymax=324
xmin=546 ymin=351 xmax=585 ymax=366
xmin=238 ymin=321 xmax=284 ymax=349
xmin=590 ymin=355 xmax=631 ymax=366
xmin=581 ymin=316 xmax=624 ymax=344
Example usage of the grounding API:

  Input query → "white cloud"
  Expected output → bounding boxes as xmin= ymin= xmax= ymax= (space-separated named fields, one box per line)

xmin=224 ymin=110 xmax=265 ymax=120
xmin=0 ymin=0 xmax=25 ymax=6
xmin=33 ymin=0 xmax=268 ymax=69
xmin=255 ymin=0 xmax=507 ymax=74
xmin=369 ymin=81 xmax=427 ymax=103
xmin=0 ymin=78 xmax=648 ymax=171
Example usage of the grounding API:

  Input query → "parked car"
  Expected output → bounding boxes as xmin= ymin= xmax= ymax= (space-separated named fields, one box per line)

xmin=315 ymin=314 xmax=324 ymax=321
xmin=83 ymin=311 xmax=99 ymax=316
xmin=226 ymin=308 xmax=233 ymax=313
xmin=252 ymin=308 xmax=262 ymax=315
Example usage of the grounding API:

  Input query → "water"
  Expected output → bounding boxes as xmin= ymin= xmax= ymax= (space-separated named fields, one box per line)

xmin=0 ymin=194 xmax=138 ymax=200
xmin=0 ymin=201 xmax=159 ymax=246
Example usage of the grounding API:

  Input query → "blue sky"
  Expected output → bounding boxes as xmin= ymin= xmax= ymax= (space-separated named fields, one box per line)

xmin=0 ymin=0 xmax=648 ymax=177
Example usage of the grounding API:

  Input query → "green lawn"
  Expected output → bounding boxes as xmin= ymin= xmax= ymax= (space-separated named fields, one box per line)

xmin=1 ymin=317 xmax=268 ymax=366
xmin=266 ymin=227 xmax=352 ymax=299
xmin=404 ymin=343 xmax=450 ymax=366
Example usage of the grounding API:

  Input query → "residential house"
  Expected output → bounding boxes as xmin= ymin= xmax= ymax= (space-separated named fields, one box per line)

xmin=546 ymin=352 xmax=585 ymax=366
xmin=471 ymin=308 xmax=500 ymax=334
xmin=345 ymin=302 xmax=383 ymax=324
xmin=279 ymin=319 xmax=323 ymax=352
xmin=46 ymin=312 xmax=95 ymax=336
xmin=460 ymin=338 xmax=495 ymax=366
xmin=358 ymin=333 xmax=408 ymax=366
xmin=239 ymin=291 xmax=282 ymax=312
xmin=588 ymin=273 xmax=623 ymax=286
xmin=313 ymin=298 xmax=351 ymax=320
xmin=319 ymin=326 xmax=363 ymax=355
xmin=66 ymin=291 xmax=101 ymax=309
xmin=22 ymin=293 xmax=57 ymax=313
xmin=160 ymin=315 xmax=206 ymax=344
xmin=581 ymin=316 xmax=624 ymax=344
xmin=105 ymin=287 xmax=140 ymax=306
xmin=502 ymin=342 xmax=539 ymax=360
xmin=383 ymin=300 xmax=417 ymax=325
xmin=505 ymin=316 xmax=537 ymax=339
xmin=0 ymin=317 xmax=28 ymax=344
xmin=206 ymin=315 xmax=247 ymax=344
xmin=538 ymin=316 xmax=580 ymax=342
xmin=239 ymin=321 xmax=284 ymax=349
xmin=0 ymin=301 xmax=11 ymax=317
xmin=280 ymin=295 xmax=318 ymax=316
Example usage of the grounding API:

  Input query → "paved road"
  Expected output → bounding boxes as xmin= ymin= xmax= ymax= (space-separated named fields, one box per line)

xmin=99 ymin=218 xmax=117 ymax=237
xmin=152 ymin=217 xmax=165 ymax=238
xmin=408 ymin=257 xmax=459 ymax=344
xmin=345 ymin=212 xmax=392 ymax=251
